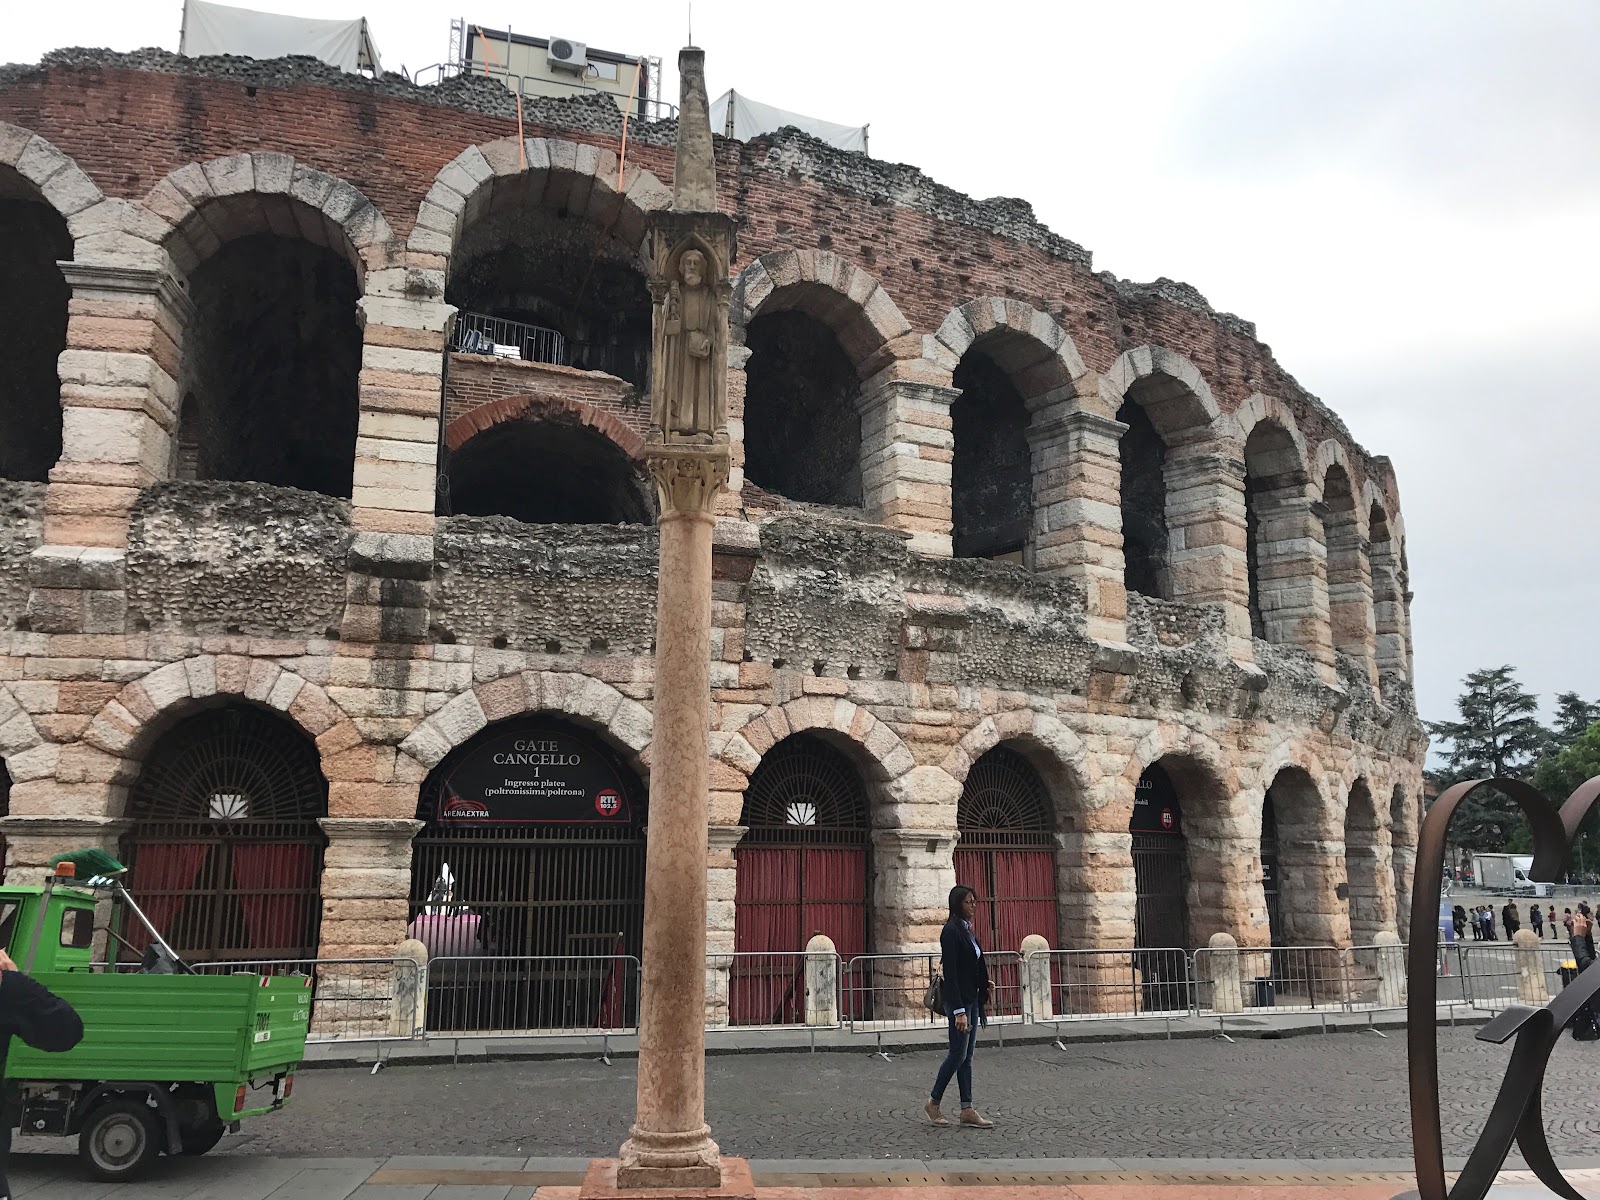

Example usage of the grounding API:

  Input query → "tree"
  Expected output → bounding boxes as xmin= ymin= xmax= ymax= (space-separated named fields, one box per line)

xmin=1426 ymin=665 xmax=1548 ymax=851
xmin=1533 ymin=721 xmax=1600 ymax=876
xmin=1551 ymin=692 xmax=1600 ymax=746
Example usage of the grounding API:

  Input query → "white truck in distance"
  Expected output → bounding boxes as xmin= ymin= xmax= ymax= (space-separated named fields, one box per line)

xmin=1472 ymin=853 xmax=1553 ymax=897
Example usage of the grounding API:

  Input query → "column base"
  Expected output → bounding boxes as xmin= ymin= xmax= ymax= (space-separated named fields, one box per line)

xmin=590 ymin=1152 xmax=751 ymax=1197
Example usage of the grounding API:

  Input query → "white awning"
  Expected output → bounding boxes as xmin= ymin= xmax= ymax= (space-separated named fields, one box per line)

xmin=180 ymin=0 xmax=382 ymax=73
xmin=710 ymin=89 xmax=868 ymax=154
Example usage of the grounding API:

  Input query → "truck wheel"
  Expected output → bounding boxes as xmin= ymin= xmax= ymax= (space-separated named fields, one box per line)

xmin=78 ymin=1100 xmax=161 ymax=1181
xmin=177 ymin=1120 xmax=226 ymax=1156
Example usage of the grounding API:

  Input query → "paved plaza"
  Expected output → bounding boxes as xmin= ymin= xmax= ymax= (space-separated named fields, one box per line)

xmin=207 ymin=1026 xmax=1599 ymax=1161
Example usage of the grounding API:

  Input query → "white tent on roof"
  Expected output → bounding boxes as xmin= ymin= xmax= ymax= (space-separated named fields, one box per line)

xmin=710 ymin=89 xmax=868 ymax=154
xmin=179 ymin=0 xmax=382 ymax=73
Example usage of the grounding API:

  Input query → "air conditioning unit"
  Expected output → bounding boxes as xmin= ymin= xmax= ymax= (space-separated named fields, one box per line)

xmin=547 ymin=37 xmax=588 ymax=73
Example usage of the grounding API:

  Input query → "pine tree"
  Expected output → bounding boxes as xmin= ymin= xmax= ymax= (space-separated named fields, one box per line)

xmin=1425 ymin=665 xmax=1548 ymax=850
xmin=1552 ymin=692 xmax=1600 ymax=746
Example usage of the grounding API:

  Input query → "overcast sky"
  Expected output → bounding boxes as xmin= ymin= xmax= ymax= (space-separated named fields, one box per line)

xmin=6 ymin=1 xmax=1598 ymax=737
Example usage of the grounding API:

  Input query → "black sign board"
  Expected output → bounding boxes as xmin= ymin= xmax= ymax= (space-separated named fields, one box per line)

xmin=434 ymin=725 xmax=634 ymax=825
xmin=1130 ymin=766 xmax=1183 ymax=836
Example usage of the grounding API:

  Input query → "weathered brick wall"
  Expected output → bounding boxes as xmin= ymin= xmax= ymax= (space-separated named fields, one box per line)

xmin=0 ymin=51 xmax=1395 ymax=508
xmin=443 ymin=353 xmax=647 ymax=436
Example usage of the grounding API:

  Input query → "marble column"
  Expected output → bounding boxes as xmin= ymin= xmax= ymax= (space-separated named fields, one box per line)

xmin=615 ymin=44 xmax=735 ymax=1192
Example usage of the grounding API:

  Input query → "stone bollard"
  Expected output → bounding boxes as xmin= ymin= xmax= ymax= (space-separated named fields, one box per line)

xmin=1513 ymin=928 xmax=1549 ymax=1005
xmin=1020 ymin=934 xmax=1053 ymax=1022
xmin=391 ymin=938 xmax=429 ymax=1038
xmin=1204 ymin=932 xmax=1244 ymax=1013
xmin=1373 ymin=930 xmax=1406 ymax=1007
xmin=804 ymin=933 xmax=839 ymax=1026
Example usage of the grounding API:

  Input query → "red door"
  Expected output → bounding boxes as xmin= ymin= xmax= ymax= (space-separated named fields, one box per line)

xmin=956 ymin=845 xmax=1056 ymax=1016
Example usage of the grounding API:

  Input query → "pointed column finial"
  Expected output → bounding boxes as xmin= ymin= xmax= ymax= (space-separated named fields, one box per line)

xmin=672 ymin=46 xmax=716 ymax=213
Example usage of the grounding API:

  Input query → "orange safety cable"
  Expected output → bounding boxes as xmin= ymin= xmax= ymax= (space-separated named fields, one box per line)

xmin=617 ymin=57 xmax=644 ymax=191
xmin=571 ymin=58 xmax=648 ymax=322
xmin=474 ymin=24 xmax=525 ymax=168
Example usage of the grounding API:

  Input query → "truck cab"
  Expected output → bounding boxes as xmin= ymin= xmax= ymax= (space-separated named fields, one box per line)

xmin=1 ymin=879 xmax=311 ymax=1181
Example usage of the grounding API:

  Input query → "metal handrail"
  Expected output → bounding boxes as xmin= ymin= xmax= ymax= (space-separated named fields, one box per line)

xmin=450 ymin=311 xmax=567 ymax=366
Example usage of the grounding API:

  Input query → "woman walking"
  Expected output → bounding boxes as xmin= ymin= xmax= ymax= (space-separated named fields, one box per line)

xmin=924 ymin=885 xmax=994 ymax=1128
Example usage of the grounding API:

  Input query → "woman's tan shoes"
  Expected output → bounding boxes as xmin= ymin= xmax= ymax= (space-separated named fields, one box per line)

xmin=923 ymin=1099 xmax=950 ymax=1126
xmin=959 ymin=1107 xmax=995 ymax=1128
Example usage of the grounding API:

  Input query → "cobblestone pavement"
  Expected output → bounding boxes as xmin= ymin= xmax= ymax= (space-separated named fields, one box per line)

xmin=205 ymin=1027 xmax=1600 ymax=1161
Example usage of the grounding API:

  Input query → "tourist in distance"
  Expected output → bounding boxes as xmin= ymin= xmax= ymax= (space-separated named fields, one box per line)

xmin=1453 ymin=905 xmax=1468 ymax=941
xmin=1564 ymin=907 xmax=1576 ymax=939
xmin=1501 ymin=900 xmax=1521 ymax=941
xmin=1531 ymin=903 xmax=1545 ymax=939
xmin=1549 ymin=905 xmax=1559 ymax=938
xmin=924 ymin=885 xmax=994 ymax=1129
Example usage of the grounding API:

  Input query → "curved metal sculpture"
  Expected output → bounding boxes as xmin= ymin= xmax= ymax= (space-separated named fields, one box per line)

xmin=1407 ymin=774 xmax=1600 ymax=1200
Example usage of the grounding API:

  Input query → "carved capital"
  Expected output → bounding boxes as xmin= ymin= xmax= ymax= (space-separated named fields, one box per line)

xmin=646 ymin=444 xmax=731 ymax=516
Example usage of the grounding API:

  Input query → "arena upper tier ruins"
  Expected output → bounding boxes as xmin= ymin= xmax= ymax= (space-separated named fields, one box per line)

xmin=0 ymin=48 xmax=1424 ymax=1000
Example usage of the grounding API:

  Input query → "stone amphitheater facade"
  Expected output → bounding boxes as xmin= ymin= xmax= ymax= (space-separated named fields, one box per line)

xmin=0 ymin=49 xmax=1424 ymax=982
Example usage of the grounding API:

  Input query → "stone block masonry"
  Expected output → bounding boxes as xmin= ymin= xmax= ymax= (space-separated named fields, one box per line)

xmin=0 ymin=48 xmax=1423 ymax=971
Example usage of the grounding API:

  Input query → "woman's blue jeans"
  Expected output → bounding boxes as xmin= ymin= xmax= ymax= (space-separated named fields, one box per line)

xmin=930 ymin=1011 xmax=978 ymax=1108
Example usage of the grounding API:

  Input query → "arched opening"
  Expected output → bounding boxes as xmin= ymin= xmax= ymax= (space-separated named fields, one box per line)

xmin=1260 ymin=767 xmax=1344 ymax=1002
xmin=181 ymin=232 xmax=361 ymax=497
xmin=1117 ymin=398 xmax=1169 ymax=598
xmin=1370 ymin=502 xmax=1406 ymax=676
xmin=1343 ymin=779 xmax=1388 ymax=947
xmin=0 ymin=172 xmax=70 ymax=482
xmin=119 ymin=704 xmax=328 ymax=965
xmin=447 ymin=205 xmax=650 ymax=388
xmin=956 ymin=745 xmax=1058 ymax=954
xmin=1243 ymin=422 xmax=1305 ymax=642
xmin=444 ymin=420 xmax=651 ymax=523
xmin=742 ymin=311 xmax=862 ymax=507
xmin=734 ymin=734 xmax=870 ymax=1024
xmin=1321 ymin=465 xmax=1369 ymax=665
xmin=409 ymin=715 xmax=647 ymax=1032
xmin=1130 ymin=763 xmax=1190 ymax=1009
xmin=951 ymin=349 xmax=1031 ymax=562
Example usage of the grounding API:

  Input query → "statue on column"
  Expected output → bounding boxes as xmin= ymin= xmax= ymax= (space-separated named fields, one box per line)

xmin=661 ymin=248 xmax=718 ymax=439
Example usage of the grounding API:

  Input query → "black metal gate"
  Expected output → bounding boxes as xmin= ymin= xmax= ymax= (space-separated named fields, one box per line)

xmin=119 ymin=705 xmax=327 ymax=965
xmin=1130 ymin=764 xmax=1189 ymax=1010
xmin=409 ymin=718 xmax=647 ymax=1032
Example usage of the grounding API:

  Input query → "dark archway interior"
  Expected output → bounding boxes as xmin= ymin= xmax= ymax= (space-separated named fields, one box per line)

xmin=952 ymin=350 xmax=1031 ymax=560
xmin=742 ymin=311 xmax=863 ymax=507
xmin=446 ymin=419 xmax=651 ymax=524
xmin=0 ymin=191 xmax=70 ymax=481
xmin=183 ymin=234 xmax=361 ymax=497
xmin=448 ymin=208 xmax=651 ymax=388
xmin=1243 ymin=422 xmax=1301 ymax=642
xmin=1118 ymin=399 xmax=1169 ymax=599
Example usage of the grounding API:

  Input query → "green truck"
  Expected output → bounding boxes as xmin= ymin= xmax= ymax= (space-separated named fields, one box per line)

xmin=1 ymin=860 xmax=311 ymax=1180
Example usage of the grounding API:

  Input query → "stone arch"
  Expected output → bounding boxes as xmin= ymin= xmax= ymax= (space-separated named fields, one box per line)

xmin=718 ymin=697 xmax=916 ymax=800
xmin=1253 ymin=741 xmax=1349 ymax=949
xmin=1317 ymin=444 xmax=1374 ymax=674
xmin=732 ymin=250 xmax=913 ymax=379
xmin=78 ymin=656 xmax=364 ymax=807
xmin=1312 ymin=439 xmax=1370 ymax=536
xmin=1101 ymin=345 xmax=1222 ymax=444
xmin=1122 ymin=723 xmax=1238 ymax=949
xmin=143 ymin=153 xmax=392 ymax=280
xmin=441 ymin=392 xmax=653 ymax=523
xmin=409 ymin=137 xmax=671 ymax=264
xmin=942 ymin=708 xmax=1092 ymax=818
xmin=399 ymin=670 xmax=654 ymax=784
xmin=0 ymin=123 xmax=93 ymax=484
xmin=933 ymin=298 xmax=1088 ymax=402
xmin=0 ymin=122 xmax=105 ymax=221
xmin=1342 ymin=775 xmax=1394 ymax=946
xmin=1231 ymin=393 xmax=1311 ymax=473
xmin=0 ymin=684 xmax=55 ymax=799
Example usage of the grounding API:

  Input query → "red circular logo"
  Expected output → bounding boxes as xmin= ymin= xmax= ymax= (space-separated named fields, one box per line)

xmin=1160 ymin=808 xmax=1175 ymax=830
xmin=595 ymin=789 xmax=622 ymax=817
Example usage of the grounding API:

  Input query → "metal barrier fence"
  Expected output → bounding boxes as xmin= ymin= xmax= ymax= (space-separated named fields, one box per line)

xmin=1027 ymin=947 xmax=1192 ymax=1035
xmin=424 ymin=954 xmax=640 ymax=1038
xmin=450 ymin=311 xmax=568 ymax=365
xmin=840 ymin=952 xmax=1023 ymax=1057
xmin=706 ymin=951 xmax=842 ymax=1031
xmin=1455 ymin=942 xmax=1586 ymax=1014
xmin=195 ymin=957 xmax=423 ymax=1043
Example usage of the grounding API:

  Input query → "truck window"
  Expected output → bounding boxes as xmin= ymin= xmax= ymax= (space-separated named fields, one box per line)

xmin=0 ymin=901 xmax=17 ymax=950
xmin=59 ymin=906 xmax=94 ymax=949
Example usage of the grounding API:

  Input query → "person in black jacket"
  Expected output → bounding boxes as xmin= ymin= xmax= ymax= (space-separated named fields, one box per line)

xmin=923 ymin=885 xmax=993 ymax=1128
xmin=0 ymin=947 xmax=84 ymax=1199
